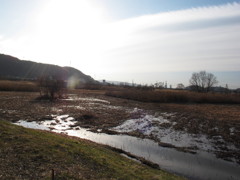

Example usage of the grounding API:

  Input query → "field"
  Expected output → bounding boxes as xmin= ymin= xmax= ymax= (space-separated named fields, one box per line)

xmin=0 ymin=83 xmax=240 ymax=178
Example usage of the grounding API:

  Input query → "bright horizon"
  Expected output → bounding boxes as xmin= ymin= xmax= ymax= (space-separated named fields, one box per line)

xmin=0 ymin=0 xmax=240 ymax=88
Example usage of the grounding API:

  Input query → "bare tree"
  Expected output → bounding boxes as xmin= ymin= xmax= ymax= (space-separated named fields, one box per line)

xmin=189 ymin=72 xmax=201 ymax=91
xmin=38 ymin=76 xmax=66 ymax=100
xmin=189 ymin=71 xmax=218 ymax=92
xmin=154 ymin=82 xmax=164 ymax=89
xmin=176 ymin=83 xmax=185 ymax=90
xmin=206 ymin=72 xmax=218 ymax=92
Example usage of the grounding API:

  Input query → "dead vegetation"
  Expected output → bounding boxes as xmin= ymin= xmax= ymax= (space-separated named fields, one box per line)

xmin=143 ymin=103 xmax=240 ymax=162
xmin=0 ymin=80 xmax=38 ymax=92
xmin=106 ymin=89 xmax=240 ymax=104
xmin=1 ymin=90 xmax=240 ymax=163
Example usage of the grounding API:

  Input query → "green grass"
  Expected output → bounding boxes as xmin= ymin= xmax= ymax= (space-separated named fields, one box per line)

xmin=0 ymin=120 xmax=184 ymax=179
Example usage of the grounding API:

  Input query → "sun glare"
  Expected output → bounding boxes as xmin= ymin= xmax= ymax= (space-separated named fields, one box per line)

xmin=33 ymin=0 xmax=108 ymax=72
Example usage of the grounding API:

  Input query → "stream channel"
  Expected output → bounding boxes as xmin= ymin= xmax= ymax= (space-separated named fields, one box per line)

xmin=14 ymin=115 xmax=240 ymax=180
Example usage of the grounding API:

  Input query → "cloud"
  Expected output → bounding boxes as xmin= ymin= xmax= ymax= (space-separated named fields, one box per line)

xmin=101 ymin=2 xmax=240 ymax=74
xmin=1 ymin=1 xmax=240 ymax=87
xmin=109 ymin=2 xmax=240 ymax=34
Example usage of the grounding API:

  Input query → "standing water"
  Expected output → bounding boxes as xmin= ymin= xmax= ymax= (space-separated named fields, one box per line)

xmin=15 ymin=116 xmax=240 ymax=180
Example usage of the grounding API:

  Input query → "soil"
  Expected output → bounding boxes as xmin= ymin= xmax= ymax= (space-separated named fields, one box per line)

xmin=1 ymin=90 xmax=240 ymax=164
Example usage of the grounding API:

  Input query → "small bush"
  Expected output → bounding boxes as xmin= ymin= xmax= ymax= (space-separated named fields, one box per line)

xmin=38 ymin=76 xmax=66 ymax=100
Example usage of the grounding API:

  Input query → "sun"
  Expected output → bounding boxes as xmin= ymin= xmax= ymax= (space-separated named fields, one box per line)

xmin=33 ymin=0 xmax=108 ymax=72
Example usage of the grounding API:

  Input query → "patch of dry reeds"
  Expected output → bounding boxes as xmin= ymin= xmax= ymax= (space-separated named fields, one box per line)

xmin=106 ymin=89 xmax=240 ymax=104
xmin=0 ymin=80 xmax=38 ymax=92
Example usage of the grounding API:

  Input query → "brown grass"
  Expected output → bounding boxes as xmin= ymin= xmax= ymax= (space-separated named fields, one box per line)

xmin=106 ymin=89 xmax=240 ymax=104
xmin=0 ymin=80 xmax=38 ymax=92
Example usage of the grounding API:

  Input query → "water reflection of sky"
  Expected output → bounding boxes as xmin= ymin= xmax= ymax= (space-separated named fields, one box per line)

xmin=14 ymin=114 xmax=240 ymax=180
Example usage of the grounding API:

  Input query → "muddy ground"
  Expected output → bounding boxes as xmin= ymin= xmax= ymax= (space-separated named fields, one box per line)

xmin=1 ymin=90 xmax=240 ymax=164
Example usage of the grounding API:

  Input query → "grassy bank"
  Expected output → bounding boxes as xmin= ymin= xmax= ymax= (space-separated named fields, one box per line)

xmin=106 ymin=89 xmax=240 ymax=104
xmin=0 ymin=120 xmax=184 ymax=179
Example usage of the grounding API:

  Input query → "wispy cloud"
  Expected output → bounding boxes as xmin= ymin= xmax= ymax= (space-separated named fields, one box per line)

xmin=102 ymin=2 xmax=240 ymax=74
xmin=109 ymin=2 xmax=240 ymax=34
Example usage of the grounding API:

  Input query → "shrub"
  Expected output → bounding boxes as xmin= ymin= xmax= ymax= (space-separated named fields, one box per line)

xmin=38 ymin=76 xmax=66 ymax=100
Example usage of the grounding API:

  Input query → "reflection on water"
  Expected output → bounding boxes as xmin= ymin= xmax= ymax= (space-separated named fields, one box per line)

xmin=16 ymin=120 xmax=49 ymax=130
xmin=66 ymin=129 xmax=240 ymax=180
xmin=14 ymin=117 xmax=240 ymax=180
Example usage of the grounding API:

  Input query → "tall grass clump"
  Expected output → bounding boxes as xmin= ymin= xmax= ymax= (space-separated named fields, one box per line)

xmin=106 ymin=89 xmax=240 ymax=104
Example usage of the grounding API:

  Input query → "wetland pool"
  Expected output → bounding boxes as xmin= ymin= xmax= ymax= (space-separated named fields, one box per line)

xmin=14 ymin=115 xmax=240 ymax=180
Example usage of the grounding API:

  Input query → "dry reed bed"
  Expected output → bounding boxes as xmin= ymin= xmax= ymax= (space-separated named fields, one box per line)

xmin=106 ymin=89 xmax=240 ymax=104
xmin=0 ymin=80 xmax=38 ymax=92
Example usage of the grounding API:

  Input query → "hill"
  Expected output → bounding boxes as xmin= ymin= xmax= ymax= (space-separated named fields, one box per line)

xmin=0 ymin=54 xmax=96 ymax=84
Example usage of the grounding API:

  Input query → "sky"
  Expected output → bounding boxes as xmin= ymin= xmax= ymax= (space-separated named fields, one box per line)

xmin=0 ymin=0 xmax=240 ymax=88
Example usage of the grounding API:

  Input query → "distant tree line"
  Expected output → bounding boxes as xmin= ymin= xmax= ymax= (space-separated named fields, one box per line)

xmin=94 ymin=70 xmax=238 ymax=94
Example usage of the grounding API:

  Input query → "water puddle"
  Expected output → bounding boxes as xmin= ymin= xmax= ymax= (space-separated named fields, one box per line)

xmin=14 ymin=115 xmax=240 ymax=180
xmin=16 ymin=120 xmax=50 ymax=130
xmin=64 ymin=96 xmax=110 ymax=104
xmin=62 ymin=96 xmax=122 ymax=111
